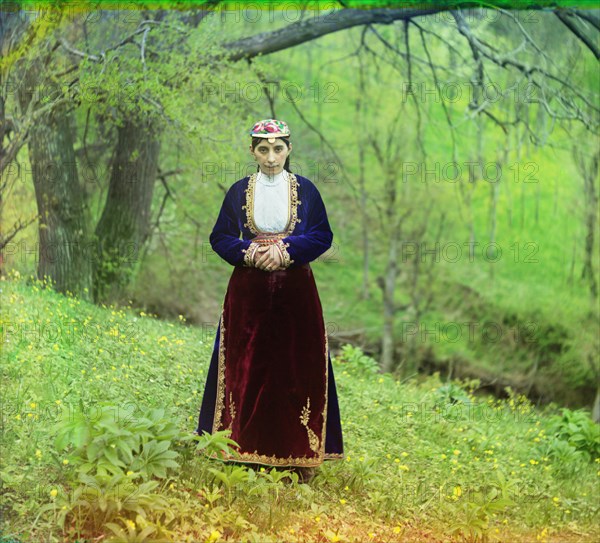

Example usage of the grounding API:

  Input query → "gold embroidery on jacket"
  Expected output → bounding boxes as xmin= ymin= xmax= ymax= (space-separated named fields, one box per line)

xmin=242 ymin=172 xmax=301 ymax=236
xmin=300 ymin=397 xmax=320 ymax=454
xmin=242 ymin=241 xmax=260 ymax=267
xmin=242 ymin=173 xmax=259 ymax=235
xmin=275 ymin=239 xmax=293 ymax=268
xmin=287 ymin=173 xmax=301 ymax=232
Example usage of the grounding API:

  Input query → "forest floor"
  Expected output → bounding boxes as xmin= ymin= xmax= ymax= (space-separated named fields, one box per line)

xmin=1 ymin=273 xmax=598 ymax=543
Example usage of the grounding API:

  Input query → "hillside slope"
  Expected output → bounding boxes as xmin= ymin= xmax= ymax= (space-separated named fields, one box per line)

xmin=1 ymin=274 xmax=598 ymax=543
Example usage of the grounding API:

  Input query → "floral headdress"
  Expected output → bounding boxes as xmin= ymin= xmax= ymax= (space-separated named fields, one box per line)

xmin=250 ymin=119 xmax=291 ymax=143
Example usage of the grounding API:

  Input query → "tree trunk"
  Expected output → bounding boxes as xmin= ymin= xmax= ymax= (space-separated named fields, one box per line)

xmin=581 ymin=152 xmax=599 ymax=300
xmin=93 ymin=118 xmax=160 ymax=303
xmin=592 ymin=385 xmax=600 ymax=424
xmin=358 ymin=140 xmax=370 ymax=300
xmin=380 ymin=221 xmax=399 ymax=373
xmin=16 ymin=61 xmax=92 ymax=300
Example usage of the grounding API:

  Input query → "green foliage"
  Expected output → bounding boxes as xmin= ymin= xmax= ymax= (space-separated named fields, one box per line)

xmin=449 ymin=487 xmax=515 ymax=542
xmin=51 ymin=403 xmax=181 ymax=477
xmin=38 ymin=402 xmax=184 ymax=539
xmin=447 ymin=472 xmax=516 ymax=541
xmin=338 ymin=344 xmax=379 ymax=376
xmin=193 ymin=429 xmax=241 ymax=462
xmin=433 ymin=382 xmax=473 ymax=408
xmin=542 ymin=438 xmax=589 ymax=478
xmin=547 ymin=408 xmax=600 ymax=460
xmin=104 ymin=515 xmax=175 ymax=543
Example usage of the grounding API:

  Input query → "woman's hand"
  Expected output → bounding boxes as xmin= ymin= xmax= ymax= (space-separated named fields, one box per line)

xmin=253 ymin=244 xmax=284 ymax=271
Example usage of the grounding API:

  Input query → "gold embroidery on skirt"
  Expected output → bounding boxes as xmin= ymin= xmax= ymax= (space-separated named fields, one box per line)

xmin=207 ymin=250 xmax=345 ymax=466
xmin=228 ymin=392 xmax=236 ymax=430
xmin=205 ymin=449 xmax=324 ymax=467
xmin=300 ymin=397 xmax=320 ymax=454
xmin=321 ymin=331 xmax=329 ymax=456
xmin=212 ymin=304 xmax=226 ymax=433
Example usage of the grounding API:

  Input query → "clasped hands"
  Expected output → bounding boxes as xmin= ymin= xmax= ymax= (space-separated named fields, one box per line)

xmin=252 ymin=243 xmax=285 ymax=272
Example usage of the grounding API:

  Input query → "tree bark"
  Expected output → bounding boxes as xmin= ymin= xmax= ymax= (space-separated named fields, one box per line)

xmin=380 ymin=219 xmax=400 ymax=374
xmin=580 ymin=150 xmax=599 ymax=300
xmin=93 ymin=118 xmax=160 ymax=303
xmin=592 ymin=385 xmax=600 ymax=424
xmin=223 ymin=7 xmax=443 ymax=61
xmin=16 ymin=59 xmax=92 ymax=300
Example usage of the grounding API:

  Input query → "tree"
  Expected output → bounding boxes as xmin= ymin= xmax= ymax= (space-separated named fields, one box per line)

xmin=572 ymin=145 xmax=599 ymax=302
xmin=2 ymin=1 xmax=598 ymax=306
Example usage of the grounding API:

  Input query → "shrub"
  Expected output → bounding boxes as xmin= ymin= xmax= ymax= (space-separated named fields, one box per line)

xmin=338 ymin=344 xmax=379 ymax=376
xmin=547 ymin=407 xmax=600 ymax=460
xmin=39 ymin=402 xmax=185 ymax=539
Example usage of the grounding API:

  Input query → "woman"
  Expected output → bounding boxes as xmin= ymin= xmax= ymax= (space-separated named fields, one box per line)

xmin=195 ymin=119 xmax=344 ymax=480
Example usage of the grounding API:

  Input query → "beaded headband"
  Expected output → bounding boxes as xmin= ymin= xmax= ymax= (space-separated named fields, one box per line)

xmin=250 ymin=119 xmax=290 ymax=143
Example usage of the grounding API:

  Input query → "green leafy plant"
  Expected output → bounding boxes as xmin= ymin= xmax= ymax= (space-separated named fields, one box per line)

xmin=193 ymin=428 xmax=241 ymax=461
xmin=105 ymin=514 xmax=176 ymax=543
xmin=39 ymin=402 xmax=184 ymax=539
xmin=542 ymin=437 xmax=588 ymax=478
xmin=448 ymin=475 xmax=515 ymax=542
xmin=433 ymin=382 xmax=473 ymax=408
xmin=547 ymin=407 xmax=600 ymax=460
xmin=338 ymin=344 xmax=379 ymax=376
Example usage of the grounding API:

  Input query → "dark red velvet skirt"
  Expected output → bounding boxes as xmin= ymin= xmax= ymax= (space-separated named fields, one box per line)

xmin=196 ymin=263 xmax=344 ymax=467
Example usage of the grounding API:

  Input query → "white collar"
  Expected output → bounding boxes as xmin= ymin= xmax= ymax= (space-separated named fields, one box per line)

xmin=257 ymin=169 xmax=288 ymax=187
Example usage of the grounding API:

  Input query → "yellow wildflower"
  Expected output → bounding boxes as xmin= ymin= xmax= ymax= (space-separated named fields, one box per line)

xmin=207 ymin=530 xmax=221 ymax=543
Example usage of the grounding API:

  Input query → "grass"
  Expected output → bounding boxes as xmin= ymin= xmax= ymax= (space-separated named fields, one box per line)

xmin=1 ymin=272 xmax=598 ymax=543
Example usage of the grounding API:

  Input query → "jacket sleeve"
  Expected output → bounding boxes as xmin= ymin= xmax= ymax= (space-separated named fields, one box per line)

xmin=209 ymin=188 xmax=253 ymax=267
xmin=279 ymin=185 xmax=333 ymax=268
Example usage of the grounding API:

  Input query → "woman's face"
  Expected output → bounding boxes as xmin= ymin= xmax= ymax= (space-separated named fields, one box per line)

xmin=249 ymin=138 xmax=292 ymax=175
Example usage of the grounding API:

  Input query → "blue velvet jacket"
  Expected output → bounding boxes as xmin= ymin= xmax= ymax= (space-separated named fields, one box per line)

xmin=209 ymin=172 xmax=333 ymax=269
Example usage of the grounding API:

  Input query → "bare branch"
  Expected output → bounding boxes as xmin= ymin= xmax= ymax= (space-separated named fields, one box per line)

xmin=496 ymin=8 xmax=556 ymax=65
xmin=451 ymin=9 xmax=599 ymax=130
xmin=367 ymin=24 xmax=452 ymax=73
xmin=414 ymin=23 xmax=458 ymax=162
xmin=572 ymin=9 xmax=600 ymax=32
xmin=555 ymin=9 xmax=600 ymax=60
xmin=0 ymin=215 xmax=38 ymax=251
xmin=223 ymin=7 xmax=443 ymax=61
xmin=141 ymin=26 xmax=151 ymax=74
